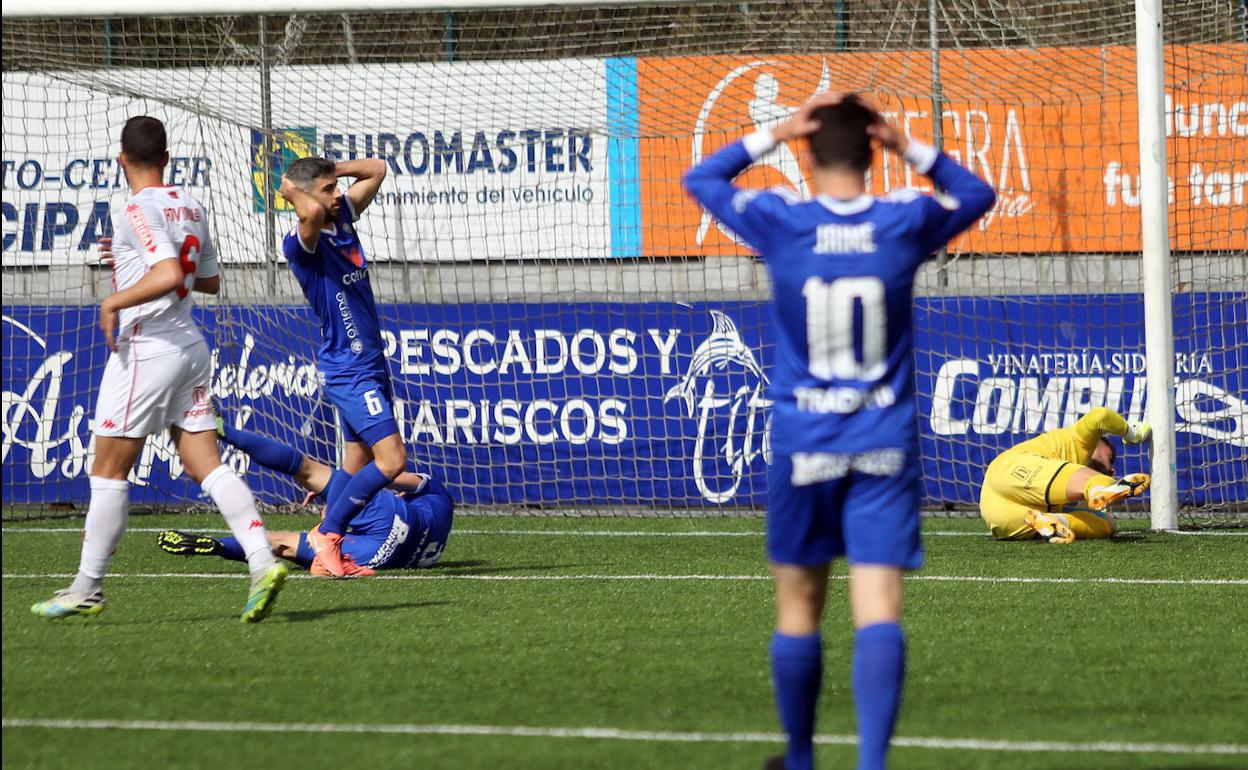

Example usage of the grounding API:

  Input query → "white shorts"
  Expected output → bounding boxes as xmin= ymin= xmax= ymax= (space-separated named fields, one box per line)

xmin=94 ymin=340 xmax=216 ymax=438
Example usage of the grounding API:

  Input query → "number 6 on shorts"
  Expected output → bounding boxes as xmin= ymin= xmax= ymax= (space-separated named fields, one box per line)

xmin=364 ymin=389 xmax=383 ymax=416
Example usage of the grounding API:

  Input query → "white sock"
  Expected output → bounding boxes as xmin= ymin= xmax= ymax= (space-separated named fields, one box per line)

xmin=70 ymin=476 xmax=130 ymax=595
xmin=201 ymin=465 xmax=277 ymax=577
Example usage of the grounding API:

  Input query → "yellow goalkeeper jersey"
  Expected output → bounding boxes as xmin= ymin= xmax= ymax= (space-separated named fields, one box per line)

xmin=1008 ymin=407 xmax=1129 ymax=464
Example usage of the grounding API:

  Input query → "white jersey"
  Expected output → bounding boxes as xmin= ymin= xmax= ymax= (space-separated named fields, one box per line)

xmin=110 ymin=186 xmax=219 ymax=359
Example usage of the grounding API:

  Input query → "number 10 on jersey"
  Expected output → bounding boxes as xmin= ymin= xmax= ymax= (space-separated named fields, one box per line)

xmin=802 ymin=276 xmax=887 ymax=381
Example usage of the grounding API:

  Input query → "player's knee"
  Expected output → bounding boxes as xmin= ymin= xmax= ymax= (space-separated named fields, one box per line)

xmin=373 ymin=445 xmax=407 ymax=478
xmin=182 ymin=459 xmax=223 ymax=486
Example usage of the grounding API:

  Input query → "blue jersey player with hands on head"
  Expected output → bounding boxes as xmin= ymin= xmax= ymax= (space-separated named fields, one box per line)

xmin=685 ymin=92 xmax=995 ymax=770
xmin=279 ymin=157 xmax=403 ymax=578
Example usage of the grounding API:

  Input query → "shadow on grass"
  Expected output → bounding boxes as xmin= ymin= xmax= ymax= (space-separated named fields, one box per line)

xmin=278 ymin=599 xmax=449 ymax=623
xmin=1107 ymin=532 xmax=1154 ymax=543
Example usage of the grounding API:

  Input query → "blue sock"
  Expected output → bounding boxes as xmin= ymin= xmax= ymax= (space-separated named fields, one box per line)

xmin=293 ymin=532 xmax=316 ymax=568
xmin=852 ymin=623 xmax=906 ymax=770
xmin=321 ymin=462 xmax=391 ymax=535
xmin=320 ymin=468 xmax=352 ymax=507
xmin=220 ymin=424 xmax=302 ymax=476
xmin=217 ymin=536 xmax=246 ymax=563
xmin=771 ymin=631 xmax=822 ymax=770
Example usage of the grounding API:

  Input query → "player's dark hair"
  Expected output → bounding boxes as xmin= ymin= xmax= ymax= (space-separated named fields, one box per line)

xmin=808 ymin=94 xmax=877 ymax=172
xmin=120 ymin=116 xmax=167 ymax=167
xmin=286 ymin=157 xmax=337 ymax=189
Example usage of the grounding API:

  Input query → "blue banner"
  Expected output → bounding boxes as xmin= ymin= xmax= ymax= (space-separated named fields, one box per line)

xmin=3 ymin=294 xmax=1245 ymax=509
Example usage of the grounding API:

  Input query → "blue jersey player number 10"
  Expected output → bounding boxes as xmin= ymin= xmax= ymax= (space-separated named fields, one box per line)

xmin=684 ymin=91 xmax=995 ymax=770
xmin=803 ymin=275 xmax=887 ymax=381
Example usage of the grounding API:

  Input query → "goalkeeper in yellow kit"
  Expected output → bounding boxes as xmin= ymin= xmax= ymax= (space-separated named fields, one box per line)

xmin=980 ymin=407 xmax=1153 ymax=543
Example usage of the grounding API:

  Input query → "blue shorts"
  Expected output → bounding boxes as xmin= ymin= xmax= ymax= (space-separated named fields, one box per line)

xmin=298 ymin=472 xmax=455 ymax=570
xmin=322 ymin=369 xmax=400 ymax=446
xmin=766 ymin=449 xmax=923 ymax=569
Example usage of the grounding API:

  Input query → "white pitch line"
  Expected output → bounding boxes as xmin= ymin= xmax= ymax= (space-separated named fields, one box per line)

xmin=3 ymin=572 xmax=1244 ymax=586
xmin=1 ymin=526 xmax=770 ymax=536
xmin=5 ymin=526 xmax=1245 ymax=537
xmin=2 ymin=718 xmax=1244 ymax=756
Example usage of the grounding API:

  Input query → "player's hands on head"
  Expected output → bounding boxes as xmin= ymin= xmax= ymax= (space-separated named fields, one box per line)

xmin=1125 ymin=420 xmax=1153 ymax=444
xmin=772 ymin=90 xmax=844 ymax=143
xmin=96 ymin=236 xmax=114 ymax=268
xmin=864 ymin=101 xmax=909 ymax=155
xmin=278 ymin=174 xmax=297 ymax=201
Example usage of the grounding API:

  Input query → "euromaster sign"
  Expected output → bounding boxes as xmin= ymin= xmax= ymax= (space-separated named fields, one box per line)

xmin=2 ymin=60 xmax=627 ymax=265
xmin=4 ymin=295 xmax=1244 ymax=509
xmin=4 ymin=46 xmax=1244 ymax=265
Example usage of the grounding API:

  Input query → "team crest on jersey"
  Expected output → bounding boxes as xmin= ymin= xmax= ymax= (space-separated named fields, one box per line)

xmin=342 ymin=243 xmax=365 ymax=268
xmin=665 ymin=311 xmax=772 ymax=504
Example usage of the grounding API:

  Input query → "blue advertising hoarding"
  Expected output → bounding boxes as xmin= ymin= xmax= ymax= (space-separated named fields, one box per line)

xmin=3 ymin=294 xmax=1244 ymax=509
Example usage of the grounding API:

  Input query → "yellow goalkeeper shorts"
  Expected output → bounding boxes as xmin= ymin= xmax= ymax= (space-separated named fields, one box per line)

xmin=980 ymin=450 xmax=1115 ymax=540
xmin=979 ymin=450 xmax=1075 ymax=539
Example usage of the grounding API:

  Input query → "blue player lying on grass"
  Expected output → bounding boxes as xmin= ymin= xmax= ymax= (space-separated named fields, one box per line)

xmin=158 ymin=419 xmax=453 ymax=576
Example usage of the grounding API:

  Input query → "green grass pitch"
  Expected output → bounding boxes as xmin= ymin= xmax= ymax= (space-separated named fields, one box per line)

xmin=3 ymin=514 xmax=1246 ymax=769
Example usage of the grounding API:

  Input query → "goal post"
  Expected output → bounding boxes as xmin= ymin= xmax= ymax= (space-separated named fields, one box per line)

xmin=1134 ymin=0 xmax=1179 ymax=531
xmin=2 ymin=2 xmax=1244 ymax=524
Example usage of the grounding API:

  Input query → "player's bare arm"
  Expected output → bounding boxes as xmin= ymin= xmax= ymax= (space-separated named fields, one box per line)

xmin=279 ymin=172 xmax=330 ymax=247
xmin=192 ymin=274 xmax=220 ymax=295
xmin=99 ymin=258 xmax=184 ymax=351
xmin=338 ymin=158 xmax=387 ymax=215
xmin=389 ymin=471 xmax=428 ymax=492
xmin=100 ymin=230 xmax=218 ymax=298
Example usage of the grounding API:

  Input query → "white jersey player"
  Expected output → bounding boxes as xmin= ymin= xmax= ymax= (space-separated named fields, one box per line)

xmin=32 ymin=116 xmax=288 ymax=623
xmin=93 ymin=185 xmax=220 ymax=434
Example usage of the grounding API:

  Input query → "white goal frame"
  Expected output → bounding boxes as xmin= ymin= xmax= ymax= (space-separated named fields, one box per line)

xmin=1 ymin=0 xmax=1184 ymax=530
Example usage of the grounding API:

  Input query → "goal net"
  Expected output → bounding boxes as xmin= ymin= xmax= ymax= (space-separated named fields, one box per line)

xmin=2 ymin=1 xmax=1245 ymax=523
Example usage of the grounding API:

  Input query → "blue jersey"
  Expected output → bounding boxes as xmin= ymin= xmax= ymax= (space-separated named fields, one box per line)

xmin=344 ymin=475 xmax=455 ymax=569
xmin=283 ymin=197 xmax=386 ymax=377
xmin=684 ymin=135 xmax=995 ymax=456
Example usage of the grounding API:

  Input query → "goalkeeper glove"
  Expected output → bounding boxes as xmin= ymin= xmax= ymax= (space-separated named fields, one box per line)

xmin=1124 ymin=421 xmax=1152 ymax=444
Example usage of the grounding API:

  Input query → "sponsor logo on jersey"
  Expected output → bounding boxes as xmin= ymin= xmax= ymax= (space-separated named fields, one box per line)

xmin=192 ymin=386 xmax=209 ymax=406
xmin=793 ymin=384 xmax=897 ymax=414
xmin=335 ymin=291 xmax=359 ymax=343
xmin=664 ymin=311 xmax=771 ymax=504
xmin=368 ymin=513 xmax=411 ymax=568
xmin=342 ymin=267 xmax=368 ymax=285
xmin=125 ymin=203 xmax=157 ymax=253
xmin=101 ymin=419 xmax=117 ymax=429
xmin=790 ymin=449 xmax=905 ymax=486
xmin=248 ymin=519 xmax=263 ymax=530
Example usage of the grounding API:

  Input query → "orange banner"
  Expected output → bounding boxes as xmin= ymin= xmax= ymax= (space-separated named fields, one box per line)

xmin=637 ymin=44 xmax=1247 ymax=256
